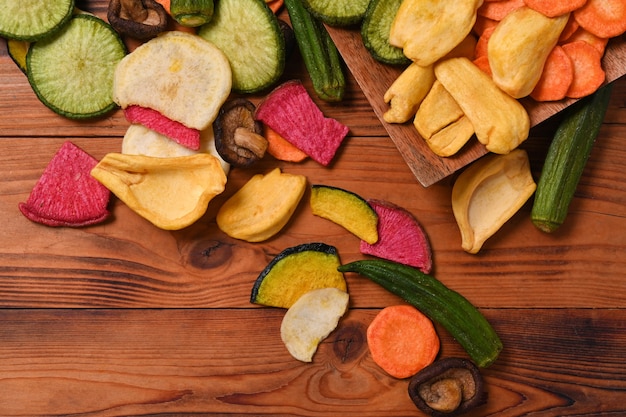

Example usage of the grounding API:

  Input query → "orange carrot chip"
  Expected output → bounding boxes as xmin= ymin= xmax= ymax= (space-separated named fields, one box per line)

xmin=478 ymin=0 xmax=525 ymax=21
xmin=562 ymin=40 xmax=606 ymax=98
xmin=367 ymin=305 xmax=440 ymax=379
xmin=574 ymin=0 xmax=626 ymax=39
xmin=524 ymin=0 xmax=587 ymax=18
xmin=530 ymin=45 xmax=574 ymax=101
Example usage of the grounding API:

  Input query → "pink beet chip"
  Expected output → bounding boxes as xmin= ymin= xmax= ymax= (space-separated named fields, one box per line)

xmin=18 ymin=141 xmax=111 ymax=227
xmin=360 ymin=199 xmax=433 ymax=274
xmin=124 ymin=105 xmax=201 ymax=150
xmin=254 ymin=80 xmax=349 ymax=166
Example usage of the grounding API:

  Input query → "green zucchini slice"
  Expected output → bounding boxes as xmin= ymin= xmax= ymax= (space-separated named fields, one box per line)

xmin=197 ymin=0 xmax=285 ymax=94
xmin=301 ymin=0 xmax=370 ymax=27
xmin=0 ymin=0 xmax=74 ymax=41
xmin=26 ymin=14 xmax=127 ymax=120
xmin=361 ymin=0 xmax=410 ymax=65
xmin=531 ymin=83 xmax=614 ymax=232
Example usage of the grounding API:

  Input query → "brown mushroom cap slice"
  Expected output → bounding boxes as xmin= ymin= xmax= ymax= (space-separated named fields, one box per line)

xmin=408 ymin=357 xmax=487 ymax=417
xmin=107 ymin=0 xmax=168 ymax=40
xmin=214 ymin=98 xmax=267 ymax=167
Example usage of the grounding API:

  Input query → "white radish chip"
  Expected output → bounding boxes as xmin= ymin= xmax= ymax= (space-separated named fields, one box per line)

xmin=280 ymin=287 xmax=349 ymax=362
xmin=122 ymin=124 xmax=230 ymax=175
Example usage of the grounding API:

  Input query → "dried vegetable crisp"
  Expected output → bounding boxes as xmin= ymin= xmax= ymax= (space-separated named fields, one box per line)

xmin=124 ymin=105 xmax=201 ymax=151
xmin=360 ymin=199 xmax=433 ymax=273
xmin=19 ymin=141 xmax=110 ymax=227
xmin=255 ymin=80 xmax=349 ymax=166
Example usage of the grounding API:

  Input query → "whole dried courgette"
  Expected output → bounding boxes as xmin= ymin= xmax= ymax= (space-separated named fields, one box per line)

xmin=284 ymin=0 xmax=345 ymax=102
xmin=531 ymin=83 xmax=614 ymax=233
xmin=338 ymin=259 xmax=503 ymax=368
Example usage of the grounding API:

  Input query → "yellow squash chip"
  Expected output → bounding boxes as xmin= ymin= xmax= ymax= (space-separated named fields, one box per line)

xmin=250 ymin=243 xmax=347 ymax=308
xmin=310 ymin=185 xmax=379 ymax=244
xmin=217 ymin=168 xmax=306 ymax=242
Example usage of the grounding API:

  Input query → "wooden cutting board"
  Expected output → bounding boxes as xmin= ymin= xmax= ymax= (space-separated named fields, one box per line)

xmin=326 ymin=26 xmax=626 ymax=187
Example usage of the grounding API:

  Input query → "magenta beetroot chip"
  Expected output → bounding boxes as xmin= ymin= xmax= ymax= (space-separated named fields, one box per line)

xmin=360 ymin=199 xmax=433 ymax=274
xmin=254 ymin=80 xmax=349 ymax=166
xmin=18 ymin=141 xmax=110 ymax=227
xmin=124 ymin=105 xmax=201 ymax=150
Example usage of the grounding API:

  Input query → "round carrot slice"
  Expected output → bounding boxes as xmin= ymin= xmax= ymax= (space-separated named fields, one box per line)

xmin=477 ymin=0 xmax=525 ymax=21
xmin=524 ymin=0 xmax=586 ymax=18
xmin=531 ymin=45 xmax=574 ymax=102
xmin=562 ymin=40 xmax=606 ymax=99
xmin=574 ymin=0 xmax=626 ymax=39
xmin=367 ymin=305 xmax=440 ymax=379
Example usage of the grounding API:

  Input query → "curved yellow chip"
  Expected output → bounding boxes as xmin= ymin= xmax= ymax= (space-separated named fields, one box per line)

xmin=452 ymin=149 xmax=536 ymax=253
xmin=91 ymin=153 xmax=227 ymax=230
xmin=217 ymin=168 xmax=306 ymax=242
xmin=310 ymin=185 xmax=378 ymax=244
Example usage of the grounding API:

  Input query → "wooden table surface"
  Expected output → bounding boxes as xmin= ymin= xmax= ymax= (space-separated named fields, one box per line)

xmin=1 ymin=2 xmax=625 ymax=416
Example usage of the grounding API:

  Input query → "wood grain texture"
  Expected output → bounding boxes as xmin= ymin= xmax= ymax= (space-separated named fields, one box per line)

xmin=327 ymin=27 xmax=626 ymax=186
xmin=0 ymin=1 xmax=625 ymax=415
xmin=0 ymin=308 xmax=625 ymax=417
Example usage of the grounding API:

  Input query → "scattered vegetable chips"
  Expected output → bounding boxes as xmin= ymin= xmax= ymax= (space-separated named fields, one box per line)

xmin=255 ymin=80 xmax=349 ymax=166
xmin=124 ymin=105 xmax=201 ymax=151
xmin=360 ymin=199 xmax=432 ymax=273
xmin=19 ymin=141 xmax=110 ymax=227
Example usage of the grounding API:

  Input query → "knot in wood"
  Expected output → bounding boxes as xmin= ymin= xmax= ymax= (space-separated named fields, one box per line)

xmin=186 ymin=239 xmax=232 ymax=269
xmin=332 ymin=322 xmax=366 ymax=363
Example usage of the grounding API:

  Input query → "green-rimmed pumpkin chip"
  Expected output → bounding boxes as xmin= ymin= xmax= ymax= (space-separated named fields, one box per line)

xmin=310 ymin=184 xmax=379 ymax=244
xmin=250 ymin=242 xmax=347 ymax=308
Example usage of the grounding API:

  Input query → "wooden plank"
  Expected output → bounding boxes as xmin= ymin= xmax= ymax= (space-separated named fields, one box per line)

xmin=327 ymin=26 xmax=626 ymax=186
xmin=0 ymin=308 xmax=625 ymax=416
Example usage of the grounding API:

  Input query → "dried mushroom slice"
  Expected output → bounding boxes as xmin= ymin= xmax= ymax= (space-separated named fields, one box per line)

xmin=107 ymin=0 xmax=168 ymax=40
xmin=214 ymin=98 xmax=267 ymax=167
xmin=408 ymin=357 xmax=487 ymax=416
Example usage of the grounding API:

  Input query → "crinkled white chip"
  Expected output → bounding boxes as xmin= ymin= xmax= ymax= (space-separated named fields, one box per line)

xmin=113 ymin=31 xmax=232 ymax=131
xmin=280 ymin=287 xmax=349 ymax=362
xmin=122 ymin=124 xmax=230 ymax=175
